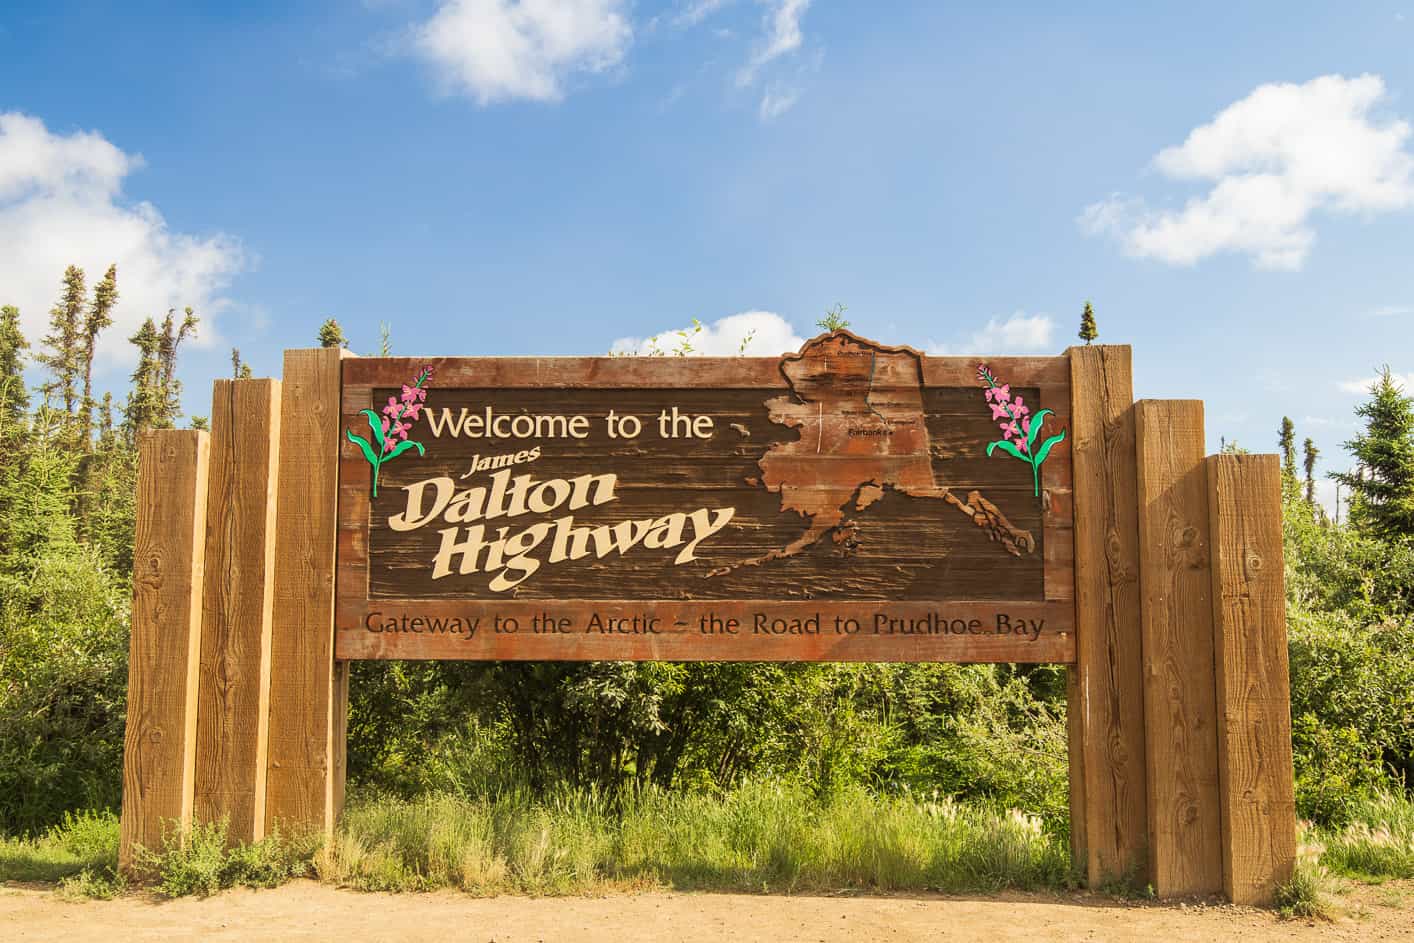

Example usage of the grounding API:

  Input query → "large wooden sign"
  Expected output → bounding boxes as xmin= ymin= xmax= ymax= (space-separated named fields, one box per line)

xmin=335 ymin=333 xmax=1075 ymax=662
xmin=120 ymin=336 xmax=1298 ymax=907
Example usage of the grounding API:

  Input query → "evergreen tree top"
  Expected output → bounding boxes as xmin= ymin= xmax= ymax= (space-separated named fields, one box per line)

xmin=1330 ymin=367 xmax=1414 ymax=540
xmin=318 ymin=317 xmax=349 ymax=349
xmin=1078 ymin=301 xmax=1098 ymax=344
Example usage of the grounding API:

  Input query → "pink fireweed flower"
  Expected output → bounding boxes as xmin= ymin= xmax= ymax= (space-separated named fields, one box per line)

xmin=978 ymin=362 xmax=1065 ymax=497
xmin=347 ymin=362 xmax=436 ymax=498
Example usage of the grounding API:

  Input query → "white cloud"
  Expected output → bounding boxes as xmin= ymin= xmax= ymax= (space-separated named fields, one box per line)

xmin=1367 ymin=304 xmax=1412 ymax=317
xmin=758 ymin=85 xmax=801 ymax=121
xmin=611 ymin=310 xmax=805 ymax=357
xmin=1338 ymin=370 xmax=1414 ymax=394
xmin=0 ymin=113 xmax=243 ymax=369
xmin=736 ymin=0 xmax=810 ymax=86
xmin=411 ymin=0 xmax=631 ymax=104
xmin=1082 ymin=74 xmax=1414 ymax=270
xmin=927 ymin=312 xmax=1056 ymax=355
xmin=674 ymin=0 xmax=733 ymax=28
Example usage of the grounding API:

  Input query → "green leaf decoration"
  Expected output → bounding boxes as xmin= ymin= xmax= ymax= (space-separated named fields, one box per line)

xmin=1025 ymin=409 xmax=1054 ymax=451
xmin=361 ymin=408 xmax=386 ymax=449
xmin=1032 ymin=430 xmax=1066 ymax=467
xmin=986 ymin=439 xmax=1027 ymax=461
xmin=386 ymin=439 xmax=425 ymax=461
xmin=346 ymin=429 xmax=379 ymax=466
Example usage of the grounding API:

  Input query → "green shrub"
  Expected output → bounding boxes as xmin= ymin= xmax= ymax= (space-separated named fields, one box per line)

xmin=0 ymin=808 xmax=122 ymax=896
xmin=141 ymin=819 xmax=317 ymax=898
xmin=0 ymin=478 xmax=130 ymax=835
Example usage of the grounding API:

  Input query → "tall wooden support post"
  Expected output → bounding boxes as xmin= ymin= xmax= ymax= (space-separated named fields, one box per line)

xmin=194 ymin=379 xmax=282 ymax=842
xmin=266 ymin=349 xmax=349 ymax=835
xmin=120 ymin=431 xmax=211 ymax=872
xmin=1066 ymin=345 xmax=1149 ymax=887
xmin=1135 ymin=401 xmax=1222 ymax=895
xmin=1207 ymin=454 xmax=1296 ymax=905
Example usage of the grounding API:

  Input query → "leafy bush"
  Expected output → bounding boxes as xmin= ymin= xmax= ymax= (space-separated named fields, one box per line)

xmin=0 ymin=808 xmax=122 ymax=897
xmin=140 ymin=819 xmax=318 ymax=898
xmin=0 ymin=438 xmax=130 ymax=835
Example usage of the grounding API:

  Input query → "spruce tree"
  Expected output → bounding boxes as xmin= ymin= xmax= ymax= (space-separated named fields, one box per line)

xmin=0 ymin=305 xmax=29 ymax=422
xmin=79 ymin=265 xmax=118 ymax=449
xmin=1330 ymin=368 xmax=1414 ymax=539
xmin=1078 ymin=301 xmax=1098 ymax=345
xmin=1279 ymin=417 xmax=1297 ymax=478
xmin=36 ymin=265 xmax=86 ymax=427
xmin=1303 ymin=437 xmax=1320 ymax=506
xmin=231 ymin=347 xmax=252 ymax=379
xmin=318 ymin=318 xmax=348 ymax=349
xmin=125 ymin=318 xmax=163 ymax=436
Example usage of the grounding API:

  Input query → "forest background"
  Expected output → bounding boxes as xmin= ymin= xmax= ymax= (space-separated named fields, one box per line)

xmin=1 ymin=266 xmax=1412 ymax=898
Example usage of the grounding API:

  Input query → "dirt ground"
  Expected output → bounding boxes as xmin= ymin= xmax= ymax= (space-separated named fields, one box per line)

xmin=4 ymin=880 xmax=1412 ymax=942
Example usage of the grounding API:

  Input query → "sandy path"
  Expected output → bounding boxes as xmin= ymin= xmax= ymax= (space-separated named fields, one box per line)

xmin=4 ymin=881 xmax=1412 ymax=942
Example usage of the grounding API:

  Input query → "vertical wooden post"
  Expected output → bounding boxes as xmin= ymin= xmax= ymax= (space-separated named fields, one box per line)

xmin=1207 ymin=453 xmax=1296 ymax=905
xmin=194 ymin=379 xmax=281 ymax=842
xmin=266 ymin=349 xmax=349 ymax=835
xmin=120 ymin=431 xmax=211 ymax=872
xmin=1135 ymin=400 xmax=1222 ymax=895
xmin=1066 ymin=345 xmax=1149 ymax=887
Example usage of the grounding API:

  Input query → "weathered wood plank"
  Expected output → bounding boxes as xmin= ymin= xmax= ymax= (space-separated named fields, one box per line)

xmin=120 ymin=430 xmax=210 ymax=872
xmin=266 ymin=349 xmax=346 ymax=835
xmin=342 ymin=352 xmax=1073 ymax=391
xmin=1135 ymin=400 xmax=1222 ymax=896
xmin=194 ymin=379 xmax=281 ymax=842
xmin=1066 ymin=345 xmax=1148 ymax=887
xmin=1207 ymin=453 xmax=1296 ymax=906
xmin=335 ymin=599 xmax=1075 ymax=662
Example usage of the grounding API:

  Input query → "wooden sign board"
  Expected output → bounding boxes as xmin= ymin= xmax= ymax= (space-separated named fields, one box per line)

xmin=123 ymin=339 xmax=1297 ymax=903
xmin=335 ymin=332 xmax=1075 ymax=662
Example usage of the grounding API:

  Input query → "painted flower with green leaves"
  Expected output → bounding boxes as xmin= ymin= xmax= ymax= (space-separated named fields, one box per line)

xmin=977 ymin=363 xmax=1065 ymax=497
xmin=347 ymin=364 xmax=433 ymax=497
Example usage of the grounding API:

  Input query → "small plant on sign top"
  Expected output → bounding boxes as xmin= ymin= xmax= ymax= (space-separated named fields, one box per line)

xmin=346 ymin=364 xmax=434 ymax=497
xmin=976 ymin=364 xmax=1067 ymax=498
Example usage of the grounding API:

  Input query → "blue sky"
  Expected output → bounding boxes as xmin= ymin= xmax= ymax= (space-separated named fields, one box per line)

xmin=2 ymin=1 xmax=1412 ymax=509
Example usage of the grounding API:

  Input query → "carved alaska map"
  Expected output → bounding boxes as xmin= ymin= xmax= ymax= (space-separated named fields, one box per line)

xmin=709 ymin=332 xmax=1037 ymax=575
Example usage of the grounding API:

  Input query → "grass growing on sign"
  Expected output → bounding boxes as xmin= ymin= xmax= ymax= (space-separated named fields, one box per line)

xmin=315 ymin=783 xmax=1073 ymax=894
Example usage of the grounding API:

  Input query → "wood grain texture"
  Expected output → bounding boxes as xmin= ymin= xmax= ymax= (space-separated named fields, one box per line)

xmin=342 ymin=351 xmax=1073 ymax=390
xmin=1207 ymin=454 xmax=1296 ymax=906
xmin=335 ymin=339 xmax=1075 ymax=665
xmin=1066 ymin=345 xmax=1149 ymax=888
xmin=120 ymin=431 xmax=210 ymax=872
xmin=194 ymin=379 xmax=281 ymax=843
xmin=336 ymin=599 xmax=1074 ymax=662
xmin=266 ymin=349 xmax=346 ymax=835
xmin=1135 ymin=400 xmax=1222 ymax=896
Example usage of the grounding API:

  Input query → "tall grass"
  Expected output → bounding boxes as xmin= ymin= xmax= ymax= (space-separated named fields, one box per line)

xmin=316 ymin=782 xmax=1074 ymax=894
xmin=0 ymin=809 xmax=123 ymax=897
xmin=1319 ymin=790 xmax=1414 ymax=880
